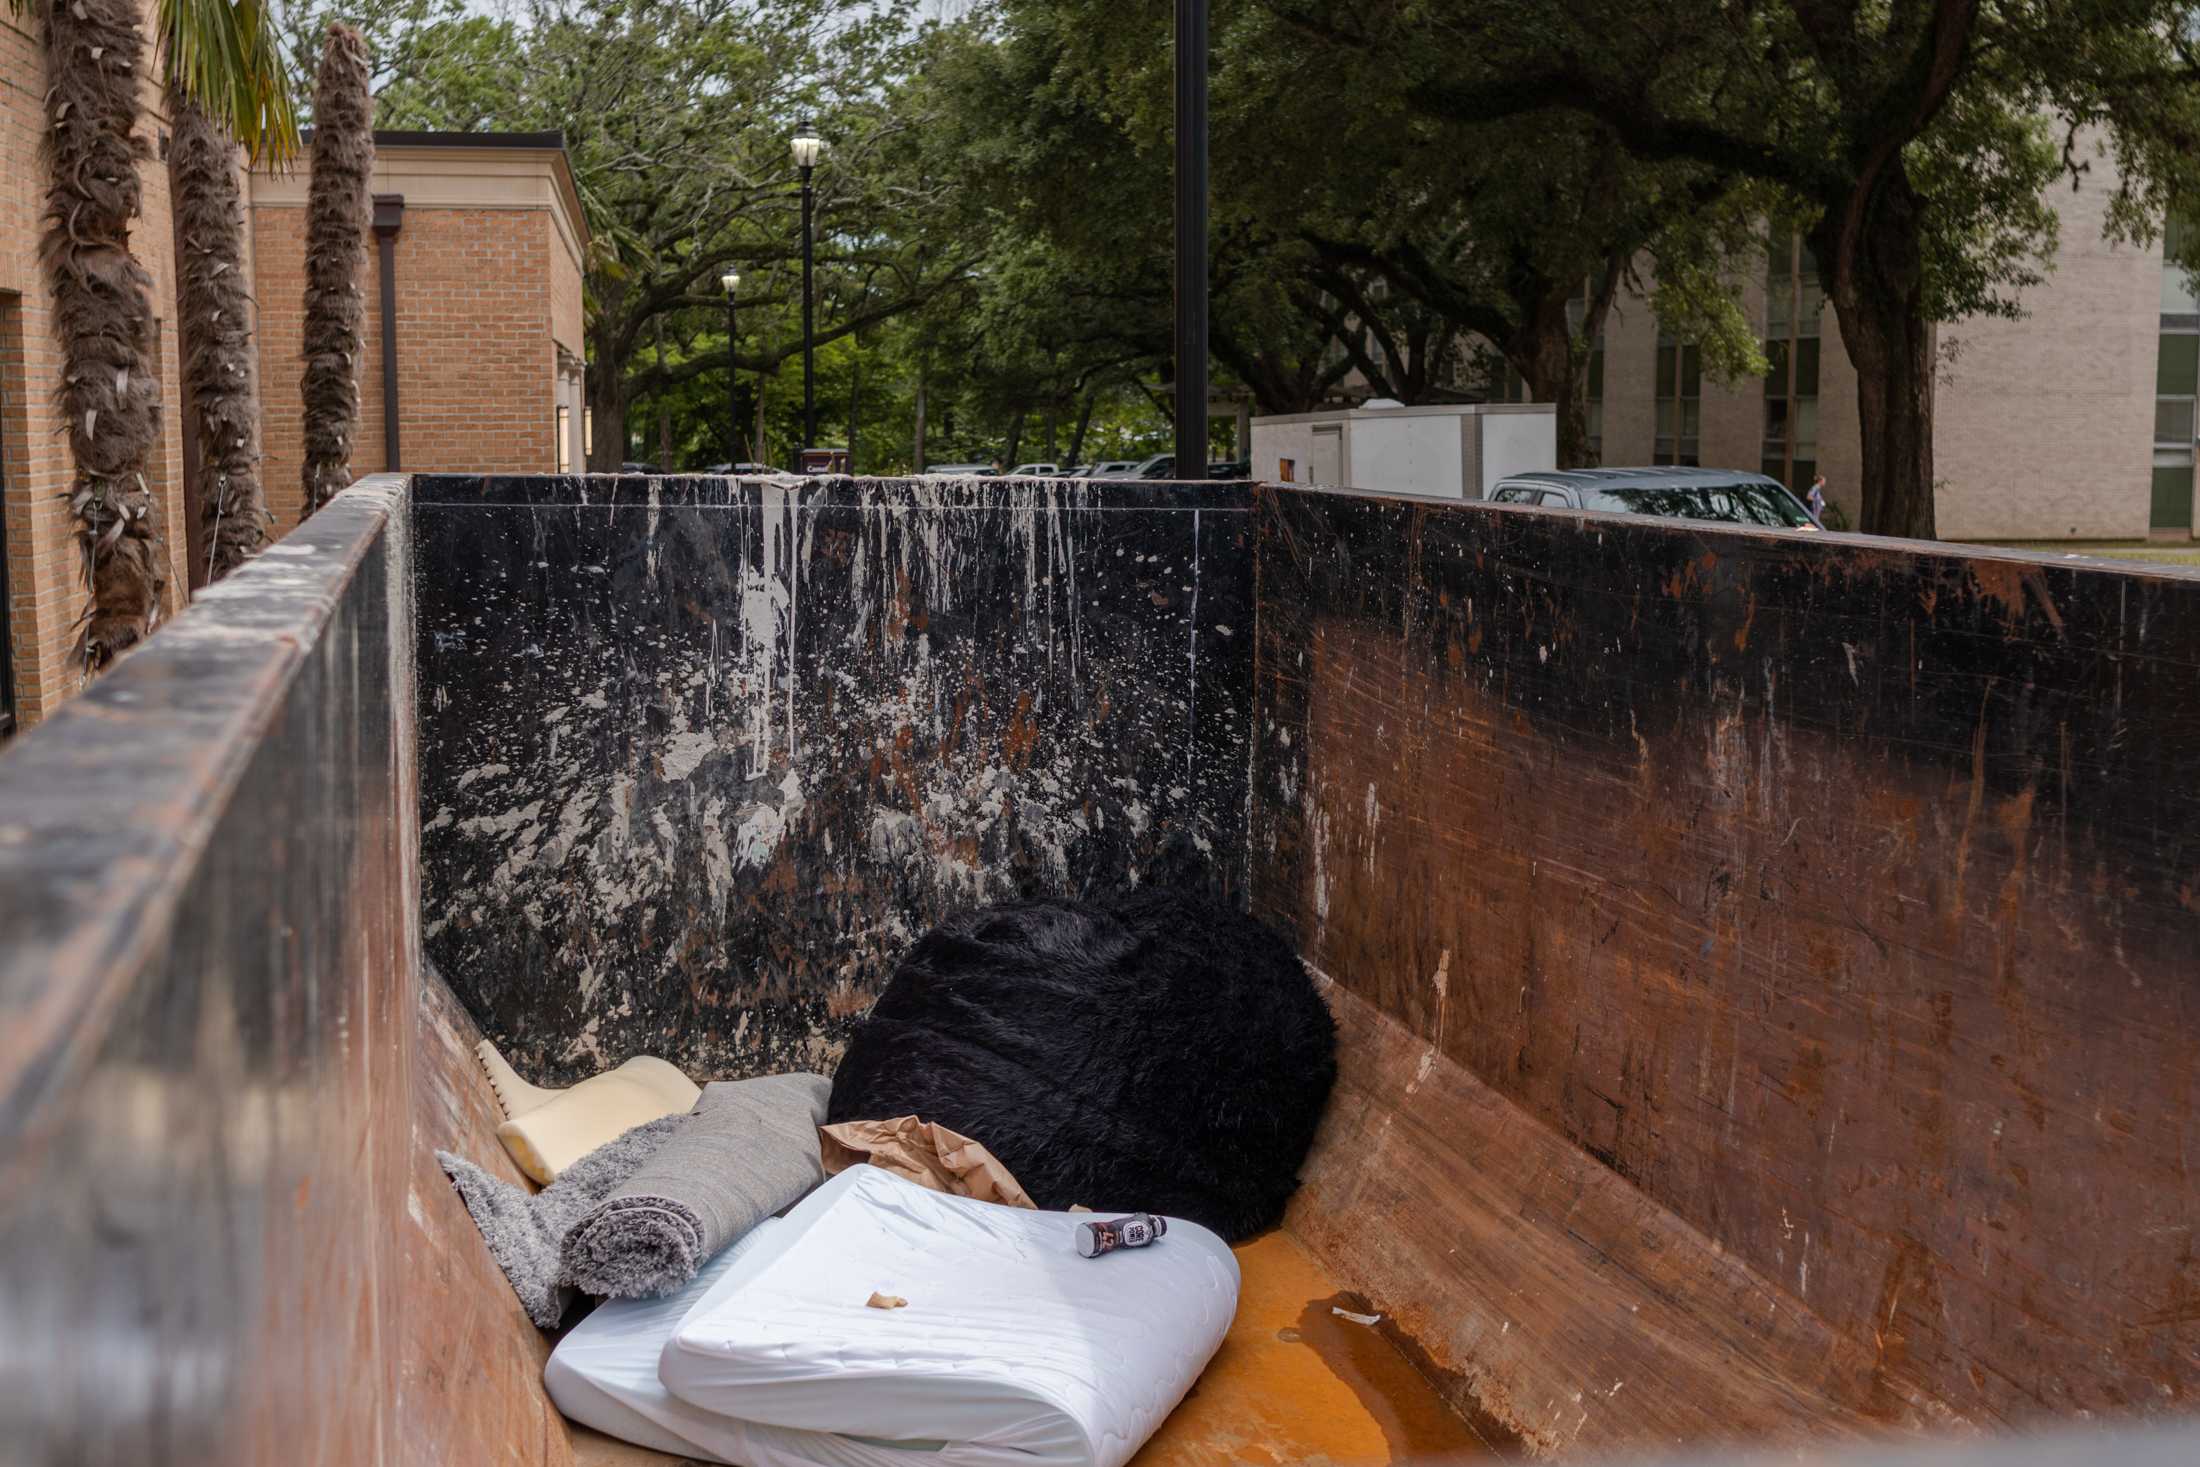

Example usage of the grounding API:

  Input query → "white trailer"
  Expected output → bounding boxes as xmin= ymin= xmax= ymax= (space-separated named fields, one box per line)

xmin=1250 ymin=402 xmax=1556 ymax=500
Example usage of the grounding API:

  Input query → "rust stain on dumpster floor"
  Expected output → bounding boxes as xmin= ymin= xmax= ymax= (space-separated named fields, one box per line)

xmin=571 ymin=1229 xmax=1491 ymax=1467
xmin=1134 ymin=1230 xmax=1498 ymax=1466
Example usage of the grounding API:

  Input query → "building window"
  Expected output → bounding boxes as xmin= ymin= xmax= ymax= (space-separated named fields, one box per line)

xmin=1654 ymin=331 xmax=1700 ymax=466
xmin=556 ymin=405 xmax=573 ymax=474
xmin=582 ymin=406 xmax=594 ymax=459
xmin=2163 ymin=212 xmax=2200 ymax=321
xmin=1762 ymin=231 xmax=1823 ymax=492
xmin=2155 ymin=215 xmax=2198 ymax=533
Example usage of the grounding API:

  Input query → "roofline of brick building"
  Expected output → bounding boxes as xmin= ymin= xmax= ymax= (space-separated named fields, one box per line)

xmin=284 ymin=129 xmax=591 ymax=254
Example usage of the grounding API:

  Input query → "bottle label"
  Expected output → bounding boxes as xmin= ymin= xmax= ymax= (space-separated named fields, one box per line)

xmin=1076 ymin=1213 xmax=1169 ymax=1258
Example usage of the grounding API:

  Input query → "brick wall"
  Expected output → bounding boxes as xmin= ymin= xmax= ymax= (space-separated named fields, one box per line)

xmin=1598 ymin=293 xmax=1657 ymax=465
xmin=1935 ymin=158 xmax=2160 ymax=541
xmin=253 ymin=202 xmax=559 ymax=523
xmin=3 ymin=10 xmax=70 ymax=730
xmin=2 ymin=4 xmax=185 ymax=731
xmin=248 ymin=201 xmax=309 ymax=529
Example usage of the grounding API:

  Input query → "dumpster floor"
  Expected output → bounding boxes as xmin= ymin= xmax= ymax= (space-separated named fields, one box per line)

xmin=569 ymin=1228 xmax=1495 ymax=1467
xmin=412 ymin=969 xmax=1493 ymax=1466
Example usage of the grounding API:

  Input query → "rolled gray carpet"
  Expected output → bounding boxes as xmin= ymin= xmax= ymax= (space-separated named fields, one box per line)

xmin=561 ymin=1071 xmax=831 ymax=1300
xmin=438 ymin=1113 xmax=683 ymax=1328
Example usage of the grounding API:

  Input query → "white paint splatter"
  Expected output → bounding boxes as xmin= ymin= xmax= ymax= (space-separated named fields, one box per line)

xmin=660 ymin=730 xmax=714 ymax=783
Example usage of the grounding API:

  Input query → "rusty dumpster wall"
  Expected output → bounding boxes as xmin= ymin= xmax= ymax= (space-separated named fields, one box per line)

xmin=0 ymin=482 xmax=421 ymax=1465
xmin=413 ymin=474 xmax=1254 ymax=1083
xmin=1251 ymin=488 xmax=2200 ymax=1438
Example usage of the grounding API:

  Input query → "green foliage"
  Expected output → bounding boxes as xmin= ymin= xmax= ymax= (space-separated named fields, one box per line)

xmin=1906 ymin=84 xmax=2062 ymax=323
xmin=158 ymin=0 xmax=299 ymax=161
xmin=263 ymin=0 xmax=2200 ymax=493
xmin=1650 ymin=256 xmax=1769 ymax=386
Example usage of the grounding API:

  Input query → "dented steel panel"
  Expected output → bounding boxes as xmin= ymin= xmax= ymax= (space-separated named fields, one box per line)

xmin=414 ymin=475 xmax=1255 ymax=1083
xmin=1251 ymin=488 xmax=2200 ymax=1433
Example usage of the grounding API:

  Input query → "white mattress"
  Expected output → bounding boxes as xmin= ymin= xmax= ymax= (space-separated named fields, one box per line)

xmin=549 ymin=1217 xmax=972 ymax=1467
xmin=556 ymin=1165 xmax=1237 ymax=1467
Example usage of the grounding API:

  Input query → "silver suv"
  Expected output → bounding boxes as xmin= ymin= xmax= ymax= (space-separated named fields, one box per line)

xmin=1488 ymin=467 xmax=1820 ymax=530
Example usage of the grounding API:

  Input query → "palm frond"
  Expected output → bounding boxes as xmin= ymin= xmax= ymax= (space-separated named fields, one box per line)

xmin=156 ymin=0 xmax=299 ymax=164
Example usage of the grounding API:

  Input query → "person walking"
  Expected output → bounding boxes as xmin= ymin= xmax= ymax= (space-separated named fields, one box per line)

xmin=1806 ymin=473 xmax=1829 ymax=525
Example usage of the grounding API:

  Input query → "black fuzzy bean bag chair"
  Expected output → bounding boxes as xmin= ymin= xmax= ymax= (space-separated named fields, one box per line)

xmin=827 ymin=876 xmax=1336 ymax=1242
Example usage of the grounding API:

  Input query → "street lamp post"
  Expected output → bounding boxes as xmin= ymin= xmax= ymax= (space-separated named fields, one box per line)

xmin=721 ymin=271 xmax=740 ymax=466
xmin=791 ymin=129 xmax=825 ymax=459
xmin=1174 ymin=0 xmax=1209 ymax=481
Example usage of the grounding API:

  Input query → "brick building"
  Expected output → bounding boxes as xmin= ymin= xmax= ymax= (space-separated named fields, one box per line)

xmin=1517 ymin=158 xmax=2185 ymax=540
xmin=247 ymin=132 xmax=592 ymax=523
xmin=0 ymin=33 xmax=588 ymax=738
xmin=1 ymin=3 xmax=188 ymax=736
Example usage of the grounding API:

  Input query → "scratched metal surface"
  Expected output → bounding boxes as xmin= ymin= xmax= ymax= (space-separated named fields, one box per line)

xmin=0 ymin=481 xmax=421 ymax=1466
xmin=1252 ymin=488 xmax=2200 ymax=1431
xmin=413 ymin=474 xmax=1255 ymax=1083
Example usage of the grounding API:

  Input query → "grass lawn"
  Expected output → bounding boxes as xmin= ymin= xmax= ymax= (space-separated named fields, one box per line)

xmin=1995 ymin=540 xmax=2200 ymax=568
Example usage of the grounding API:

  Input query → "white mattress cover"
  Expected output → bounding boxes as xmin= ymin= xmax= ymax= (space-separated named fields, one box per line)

xmin=659 ymin=1166 xmax=1241 ymax=1467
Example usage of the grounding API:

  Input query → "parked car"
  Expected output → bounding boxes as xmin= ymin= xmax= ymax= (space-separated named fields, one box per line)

xmin=700 ymin=462 xmax=778 ymax=475
xmin=1130 ymin=454 xmax=1176 ymax=479
xmin=1488 ymin=467 xmax=1821 ymax=530
xmin=619 ymin=461 xmax=661 ymax=475
xmin=1207 ymin=460 xmax=1251 ymax=480
xmin=1007 ymin=462 xmax=1060 ymax=476
xmin=921 ymin=463 xmax=997 ymax=476
xmin=1083 ymin=460 xmax=1138 ymax=479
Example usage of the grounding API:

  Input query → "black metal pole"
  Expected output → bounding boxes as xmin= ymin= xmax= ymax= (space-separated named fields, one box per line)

xmin=1173 ymin=0 xmax=1209 ymax=481
xmin=725 ymin=284 xmax=739 ymax=467
xmin=801 ymin=164 xmax=817 ymax=457
xmin=373 ymin=194 xmax=405 ymax=471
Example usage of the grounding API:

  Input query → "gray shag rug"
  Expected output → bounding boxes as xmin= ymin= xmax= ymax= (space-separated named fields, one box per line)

xmin=438 ymin=1115 xmax=682 ymax=1328
xmin=437 ymin=1072 xmax=830 ymax=1329
xmin=562 ymin=1071 xmax=829 ymax=1301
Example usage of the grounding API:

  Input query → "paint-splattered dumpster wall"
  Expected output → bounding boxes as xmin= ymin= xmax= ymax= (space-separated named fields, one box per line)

xmin=1251 ymin=489 xmax=2200 ymax=1433
xmin=414 ymin=475 xmax=1254 ymax=1082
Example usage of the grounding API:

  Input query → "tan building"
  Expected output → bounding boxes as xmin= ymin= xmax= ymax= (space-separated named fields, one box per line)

xmin=1 ymin=22 xmax=588 ymax=740
xmin=1576 ymin=160 xmax=2181 ymax=540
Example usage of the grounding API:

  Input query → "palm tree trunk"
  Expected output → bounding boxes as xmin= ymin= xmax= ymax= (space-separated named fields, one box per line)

xmin=40 ymin=0 xmax=168 ymax=669
xmin=170 ymin=93 xmax=267 ymax=581
xmin=300 ymin=23 xmax=374 ymax=519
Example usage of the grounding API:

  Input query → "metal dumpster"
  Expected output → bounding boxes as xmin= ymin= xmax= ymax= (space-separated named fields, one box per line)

xmin=0 ymin=473 xmax=2193 ymax=1464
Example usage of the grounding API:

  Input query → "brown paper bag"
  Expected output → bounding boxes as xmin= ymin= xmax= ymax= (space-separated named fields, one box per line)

xmin=819 ymin=1116 xmax=1038 ymax=1209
